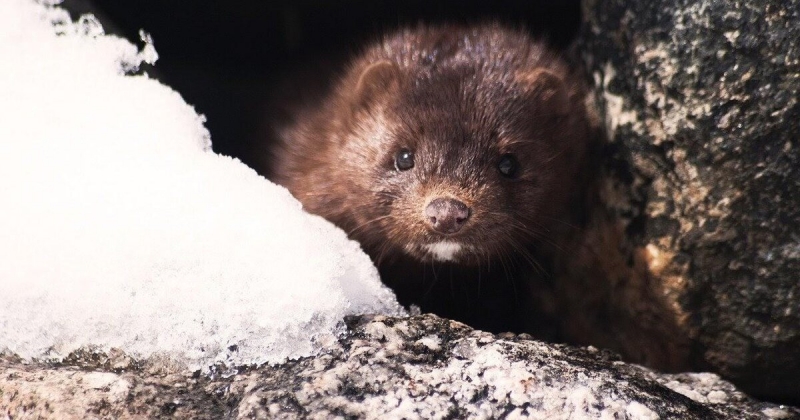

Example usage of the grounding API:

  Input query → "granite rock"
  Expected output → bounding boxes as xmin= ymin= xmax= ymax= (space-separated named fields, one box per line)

xmin=1 ymin=315 xmax=797 ymax=419
xmin=578 ymin=0 xmax=800 ymax=403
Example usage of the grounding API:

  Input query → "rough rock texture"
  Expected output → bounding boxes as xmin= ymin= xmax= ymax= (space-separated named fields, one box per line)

xmin=2 ymin=315 xmax=797 ymax=419
xmin=578 ymin=0 xmax=800 ymax=403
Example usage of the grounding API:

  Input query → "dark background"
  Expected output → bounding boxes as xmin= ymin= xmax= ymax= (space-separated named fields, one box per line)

xmin=68 ymin=0 xmax=581 ymax=171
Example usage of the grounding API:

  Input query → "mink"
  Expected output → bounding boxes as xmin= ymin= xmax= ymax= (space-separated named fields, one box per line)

xmin=266 ymin=23 xmax=595 ymax=335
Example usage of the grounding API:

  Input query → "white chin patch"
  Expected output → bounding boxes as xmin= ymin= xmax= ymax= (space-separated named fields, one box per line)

xmin=423 ymin=241 xmax=463 ymax=262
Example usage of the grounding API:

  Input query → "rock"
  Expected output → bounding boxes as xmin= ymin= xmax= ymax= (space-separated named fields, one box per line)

xmin=577 ymin=0 xmax=800 ymax=403
xmin=1 ymin=315 xmax=796 ymax=419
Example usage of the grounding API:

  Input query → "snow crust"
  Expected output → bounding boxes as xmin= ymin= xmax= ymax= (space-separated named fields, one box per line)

xmin=0 ymin=0 xmax=402 ymax=369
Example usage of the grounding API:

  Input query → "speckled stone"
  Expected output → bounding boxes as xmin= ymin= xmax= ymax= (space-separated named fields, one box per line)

xmin=2 ymin=315 xmax=797 ymax=419
xmin=579 ymin=0 xmax=800 ymax=403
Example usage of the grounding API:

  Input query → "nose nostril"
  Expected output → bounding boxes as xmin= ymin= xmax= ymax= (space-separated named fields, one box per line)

xmin=424 ymin=197 xmax=471 ymax=234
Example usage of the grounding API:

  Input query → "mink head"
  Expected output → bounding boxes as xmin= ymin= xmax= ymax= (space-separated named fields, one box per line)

xmin=286 ymin=27 xmax=589 ymax=266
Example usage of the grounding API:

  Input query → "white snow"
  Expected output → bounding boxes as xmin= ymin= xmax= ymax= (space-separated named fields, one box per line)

xmin=0 ymin=0 xmax=402 ymax=369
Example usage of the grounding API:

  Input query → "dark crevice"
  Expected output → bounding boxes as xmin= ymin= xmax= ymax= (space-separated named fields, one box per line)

xmin=71 ymin=0 xmax=581 ymax=169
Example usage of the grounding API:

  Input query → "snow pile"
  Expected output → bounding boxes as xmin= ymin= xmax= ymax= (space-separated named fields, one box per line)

xmin=0 ymin=0 xmax=402 ymax=369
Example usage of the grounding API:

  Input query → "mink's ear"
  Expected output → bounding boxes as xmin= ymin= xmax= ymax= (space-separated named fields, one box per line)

xmin=352 ymin=60 xmax=400 ymax=111
xmin=517 ymin=68 xmax=570 ymax=116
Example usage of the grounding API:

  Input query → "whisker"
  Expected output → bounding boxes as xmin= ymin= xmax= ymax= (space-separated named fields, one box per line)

xmin=449 ymin=264 xmax=457 ymax=302
xmin=373 ymin=239 xmax=394 ymax=268
xmin=537 ymin=214 xmax=580 ymax=231
xmin=347 ymin=214 xmax=393 ymax=237
xmin=542 ymin=148 xmax=567 ymax=164
xmin=422 ymin=257 xmax=441 ymax=301
xmin=509 ymin=238 xmax=548 ymax=279
xmin=499 ymin=247 xmax=519 ymax=305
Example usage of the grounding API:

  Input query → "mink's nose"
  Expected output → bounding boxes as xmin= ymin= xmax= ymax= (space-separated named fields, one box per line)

xmin=424 ymin=198 xmax=471 ymax=234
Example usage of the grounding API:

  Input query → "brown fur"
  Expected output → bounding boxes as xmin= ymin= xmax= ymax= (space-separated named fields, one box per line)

xmin=268 ymin=24 xmax=595 ymax=334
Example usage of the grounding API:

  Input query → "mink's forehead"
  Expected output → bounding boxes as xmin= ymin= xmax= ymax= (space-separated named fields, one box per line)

xmin=386 ymin=71 xmax=523 ymax=149
xmin=388 ymin=99 xmax=495 ymax=151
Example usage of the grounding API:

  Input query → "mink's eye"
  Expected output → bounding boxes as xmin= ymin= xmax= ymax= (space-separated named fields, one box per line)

xmin=394 ymin=148 xmax=415 ymax=171
xmin=497 ymin=153 xmax=519 ymax=178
